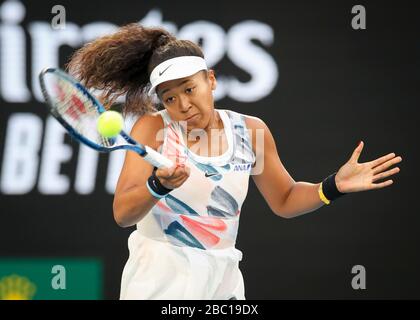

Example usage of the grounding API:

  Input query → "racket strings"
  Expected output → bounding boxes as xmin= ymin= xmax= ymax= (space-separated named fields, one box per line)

xmin=50 ymin=76 xmax=114 ymax=147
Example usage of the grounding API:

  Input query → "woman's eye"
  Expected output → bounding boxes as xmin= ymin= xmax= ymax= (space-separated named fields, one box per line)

xmin=186 ymin=87 xmax=195 ymax=94
xmin=165 ymin=97 xmax=175 ymax=104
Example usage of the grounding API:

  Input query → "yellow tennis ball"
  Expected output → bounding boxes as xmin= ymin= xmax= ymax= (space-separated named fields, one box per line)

xmin=97 ymin=111 xmax=124 ymax=138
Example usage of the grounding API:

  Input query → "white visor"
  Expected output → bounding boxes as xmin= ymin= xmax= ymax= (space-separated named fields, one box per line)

xmin=148 ymin=56 xmax=207 ymax=96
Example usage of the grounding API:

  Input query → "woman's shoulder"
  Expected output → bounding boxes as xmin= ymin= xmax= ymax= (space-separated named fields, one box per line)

xmin=132 ymin=111 xmax=165 ymax=129
xmin=129 ymin=111 xmax=165 ymax=150
xmin=223 ymin=108 xmax=266 ymax=130
xmin=222 ymin=109 xmax=269 ymax=158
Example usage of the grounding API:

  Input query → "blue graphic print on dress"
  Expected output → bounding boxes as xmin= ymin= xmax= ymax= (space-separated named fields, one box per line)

xmin=207 ymin=186 xmax=239 ymax=217
xmin=163 ymin=221 xmax=204 ymax=249
xmin=165 ymin=194 xmax=199 ymax=215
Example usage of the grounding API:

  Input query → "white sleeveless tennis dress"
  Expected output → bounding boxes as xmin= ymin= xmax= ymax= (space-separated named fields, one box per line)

xmin=119 ymin=108 xmax=255 ymax=300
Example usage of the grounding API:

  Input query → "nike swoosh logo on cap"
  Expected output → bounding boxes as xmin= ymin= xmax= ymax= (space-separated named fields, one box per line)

xmin=159 ymin=65 xmax=172 ymax=76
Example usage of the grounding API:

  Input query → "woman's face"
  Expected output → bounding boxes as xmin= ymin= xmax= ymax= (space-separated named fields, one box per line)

xmin=156 ymin=70 xmax=217 ymax=131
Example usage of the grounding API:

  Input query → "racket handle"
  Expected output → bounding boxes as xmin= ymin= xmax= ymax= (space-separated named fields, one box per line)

xmin=143 ymin=146 xmax=174 ymax=168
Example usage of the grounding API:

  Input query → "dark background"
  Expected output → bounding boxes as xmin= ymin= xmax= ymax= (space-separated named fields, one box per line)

xmin=0 ymin=0 xmax=418 ymax=299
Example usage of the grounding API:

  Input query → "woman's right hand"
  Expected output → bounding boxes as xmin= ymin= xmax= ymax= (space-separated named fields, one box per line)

xmin=155 ymin=164 xmax=190 ymax=189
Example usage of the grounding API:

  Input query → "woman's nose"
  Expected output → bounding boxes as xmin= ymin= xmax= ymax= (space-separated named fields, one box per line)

xmin=178 ymin=95 xmax=191 ymax=112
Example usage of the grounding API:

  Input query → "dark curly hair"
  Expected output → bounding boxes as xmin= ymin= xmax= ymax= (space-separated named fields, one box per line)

xmin=66 ymin=23 xmax=204 ymax=116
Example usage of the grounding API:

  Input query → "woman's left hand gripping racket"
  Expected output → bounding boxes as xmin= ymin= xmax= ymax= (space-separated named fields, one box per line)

xmin=38 ymin=68 xmax=173 ymax=168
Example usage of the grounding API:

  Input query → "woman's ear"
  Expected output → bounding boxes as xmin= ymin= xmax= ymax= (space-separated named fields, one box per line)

xmin=208 ymin=69 xmax=217 ymax=91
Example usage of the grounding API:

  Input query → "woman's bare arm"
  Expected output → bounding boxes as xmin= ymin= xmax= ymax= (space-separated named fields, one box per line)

xmin=247 ymin=116 xmax=402 ymax=219
xmin=113 ymin=114 xmax=163 ymax=227
xmin=113 ymin=113 xmax=189 ymax=227
xmin=246 ymin=116 xmax=324 ymax=218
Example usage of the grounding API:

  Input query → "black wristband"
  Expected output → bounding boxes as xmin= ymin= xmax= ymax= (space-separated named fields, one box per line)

xmin=146 ymin=168 xmax=173 ymax=199
xmin=322 ymin=172 xmax=346 ymax=202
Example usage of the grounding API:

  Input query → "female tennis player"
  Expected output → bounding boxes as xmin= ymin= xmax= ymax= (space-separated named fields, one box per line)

xmin=67 ymin=24 xmax=402 ymax=300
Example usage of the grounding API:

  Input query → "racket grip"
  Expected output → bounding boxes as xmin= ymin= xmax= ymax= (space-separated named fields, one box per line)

xmin=143 ymin=146 xmax=174 ymax=168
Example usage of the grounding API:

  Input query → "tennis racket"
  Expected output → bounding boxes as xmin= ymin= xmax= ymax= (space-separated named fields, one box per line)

xmin=38 ymin=67 xmax=173 ymax=168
